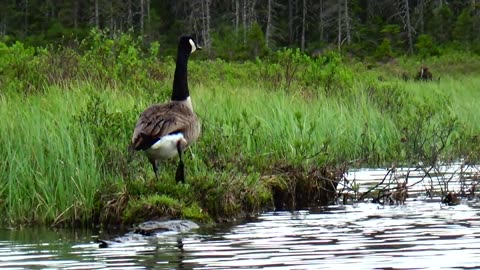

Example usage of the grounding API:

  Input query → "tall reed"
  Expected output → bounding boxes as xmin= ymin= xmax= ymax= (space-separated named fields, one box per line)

xmin=0 ymin=87 xmax=100 ymax=225
xmin=192 ymin=83 xmax=402 ymax=170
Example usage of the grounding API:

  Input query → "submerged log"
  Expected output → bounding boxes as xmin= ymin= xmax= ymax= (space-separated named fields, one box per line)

xmin=134 ymin=220 xmax=199 ymax=236
xmin=97 ymin=219 xmax=199 ymax=248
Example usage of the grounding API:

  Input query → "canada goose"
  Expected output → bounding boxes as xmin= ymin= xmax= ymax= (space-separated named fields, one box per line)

xmin=129 ymin=36 xmax=202 ymax=183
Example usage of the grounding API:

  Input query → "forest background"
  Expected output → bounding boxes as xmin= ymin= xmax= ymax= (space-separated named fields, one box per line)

xmin=1 ymin=0 xmax=479 ymax=59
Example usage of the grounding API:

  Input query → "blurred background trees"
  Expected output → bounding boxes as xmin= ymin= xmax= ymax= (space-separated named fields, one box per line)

xmin=0 ymin=0 xmax=478 ymax=59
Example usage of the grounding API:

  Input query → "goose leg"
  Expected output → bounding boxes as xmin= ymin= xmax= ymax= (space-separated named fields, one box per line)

xmin=149 ymin=158 xmax=159 ymax=181
xmin=175 ymin=144 xmax=185 ymax=183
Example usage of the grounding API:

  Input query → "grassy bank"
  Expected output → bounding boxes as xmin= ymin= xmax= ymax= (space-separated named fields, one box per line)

xmin=0 ymin=88 xmax=99 ymax=225
xmin=1 ymin=34 xmax=480 ymax=227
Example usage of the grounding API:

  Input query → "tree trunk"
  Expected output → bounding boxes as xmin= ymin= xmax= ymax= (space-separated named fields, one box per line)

xmin=403 ymin=0 xmax=414 ymax=54
xmin=337 ymin=0 xmax=342 ymax=51
xmin=206 ymin=0 xmax=211 ymax=50
xmin=473 ymin=0 xmax=478 ymax=42
xmin=288 ymin=0 xmax=294 ymax=44
xmin=24 ymin=0 xmax=29 ymax=36
xmin=344 ymin=0 xmax=351 ymax=44
xmin=140 ymin=0 xmax=145 ymax=35
xmin=301 ymin=0 xmax=306 ymax=51
xmin=319 ymin=0 xmax=324 ymax=41
xmin=419 ymin=0 xmax=424 ymax=33
xmin=201 ymin=0 xmax=211 ymax=50
xmin=74 ymin=0 xmax=79 ymax=29
xmin=109 ymin=1 xmax=114 ymax=33
xmin=95 ymin=0 xmax=99 ymax=28
xmin=250 ymin=0 xmax=257 ymax=25
xmin=146 ymin=0 xmax=151 ymax=40
xmin=128 ymin=0 xmax=133 ymax=29
xmin=0 ymin=14 xmax=6 ymax=37
xmin=366 ymin=0 xmax=374 ymax=19
xmin=201 ymin=0 xmax=206 ymax=47
xmin=243 ymin=0 xmax=247 ymax=43
xmin=235 ymin=0 xmax=240 ymax=34
xmin=266 ymin=0 xmax=273 ymax=47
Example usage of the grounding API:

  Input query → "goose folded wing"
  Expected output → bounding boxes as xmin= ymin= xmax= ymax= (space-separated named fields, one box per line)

xmin=131 ymin=104 xmax=193 ymax=150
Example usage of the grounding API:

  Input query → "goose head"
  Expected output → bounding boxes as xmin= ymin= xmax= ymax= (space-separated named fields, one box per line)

xmin=179 ymin=36 xmax=202 ymax=54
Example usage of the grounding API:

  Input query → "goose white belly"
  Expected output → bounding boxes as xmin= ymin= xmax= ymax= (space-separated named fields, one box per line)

xmin=145 ymin=133 xmax=186 ymax=160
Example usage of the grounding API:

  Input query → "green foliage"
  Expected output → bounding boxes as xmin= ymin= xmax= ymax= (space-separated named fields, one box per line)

xmin=400 ymin=104 xmax=458 ymax=165
xmin=182 ymin=203 xmax=211 ymax=222
xmin=0 ymin=30 xmax=170 ymax=95
xmin=366 ymin=83 xmax=410 ymax=118
xmin=0 ymin=88 xmax=100 ymax=226
xmin=211 ymin=22 xmax=270 ymax=61
xmin=380 ymin=24 xmax=401 ymax=36
xmin=75 ymin=93 xmax=140 ymax=178
xmin=257 ymin=48 xmax=352 ymax=94
xmin=375 ymin=39 xmax=394 ymax=61
xmin=264 ymin=48 xmax=309 ymax=90
xmin=453 ymin=8 xmax=475 ymax=42
xmin=123 ymin=195 xmax=183 ymax=223
xmin=0 ymin=41 xmax=46 ymax=94
xmin=1 ymin=0 xmax=479 ymax=60
xmin=245 ymin=22 xmax=270 ymax=59
xmin=79 ymin=29 xmax=163 ymax=89
xmin=187 ymin=171 xmax=272 ymax=220
xmin=210 ymin=26 xmax=243 ymax=60
xmin=431 ymin=5 xmax=454 ymax=43
xmin=415 ymin=34 xmax=440 ymax=58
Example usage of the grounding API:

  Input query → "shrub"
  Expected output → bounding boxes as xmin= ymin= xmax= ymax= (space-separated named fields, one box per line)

xmin=415 ymin=34 xmax=440 ymax=58
xmin=375 ymin=38 xmax=394 ymax=61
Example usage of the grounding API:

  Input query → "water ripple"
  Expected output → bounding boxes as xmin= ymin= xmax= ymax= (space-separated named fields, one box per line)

xmin=1 ymin=201 xmax=480 ymax=269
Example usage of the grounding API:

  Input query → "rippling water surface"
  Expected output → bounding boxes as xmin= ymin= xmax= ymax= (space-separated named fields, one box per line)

xmin=1 ymin=200 xmax=480 ymax=269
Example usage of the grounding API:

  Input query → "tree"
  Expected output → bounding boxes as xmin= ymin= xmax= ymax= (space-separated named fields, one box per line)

xmin=453 ymin=7 xmax=474 ymax=42
xmin=430 ymin=4 xmax=453 ymax=43
xmin=397 ymin=0 xmax=415 ymax=54
xmin=301 ymin=0 xmax=306 ymax=50
xmin=344 ymin=0 xmax=351 ymax=45
xmin=337 ymin=0 xmax=341 ymax=50
xmin=265 ymin=0 xmax=274 ymax=47
xmin=0 ymin=0 xmax=477 ymax=58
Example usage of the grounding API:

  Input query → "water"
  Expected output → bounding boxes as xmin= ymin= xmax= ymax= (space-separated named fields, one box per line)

xmin=345 ymin=164 xmax=480 ymax=196
xmin=2 ymin=166 xmax=480 ymax=269
xmin=1 ymin=201 xmax=480 ymax=269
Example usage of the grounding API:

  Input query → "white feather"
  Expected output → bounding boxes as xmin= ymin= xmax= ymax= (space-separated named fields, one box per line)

xmin=189 ymin=39 xmax=196 ymax=53
xmin=146 ymin=133 xmax=185 ymax=160
xmin=184 ymin=96 xmax=193 ymax=111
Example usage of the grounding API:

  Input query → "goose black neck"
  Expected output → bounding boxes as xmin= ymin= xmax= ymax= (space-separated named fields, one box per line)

xmin=171 ymin=47 xmax=191 ymax=101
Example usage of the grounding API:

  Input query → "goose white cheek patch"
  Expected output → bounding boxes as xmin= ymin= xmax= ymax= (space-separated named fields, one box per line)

xmin=189 ymin=39 xmax=197 ymax=53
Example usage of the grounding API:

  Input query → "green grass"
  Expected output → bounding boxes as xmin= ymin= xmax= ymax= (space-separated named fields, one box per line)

xmin=1 ymin=48 xmax=480 ymax=226
xmin=193 ymin=83 xmax=400 ymax=168
xmin=0 ymin=87 xmax=99 ymax=225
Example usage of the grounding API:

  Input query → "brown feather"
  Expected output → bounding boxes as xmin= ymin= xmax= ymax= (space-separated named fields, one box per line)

xmin=131 ymin=101 xmax=200 ymax=151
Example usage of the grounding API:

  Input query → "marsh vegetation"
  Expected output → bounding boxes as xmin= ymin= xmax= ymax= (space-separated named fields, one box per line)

xmin=1 ymin=31 xmax=480 ymax=227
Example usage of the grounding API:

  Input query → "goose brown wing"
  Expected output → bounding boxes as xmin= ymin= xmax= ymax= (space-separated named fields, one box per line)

xmin=131 ymin=102 xmax=194 ymax=151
